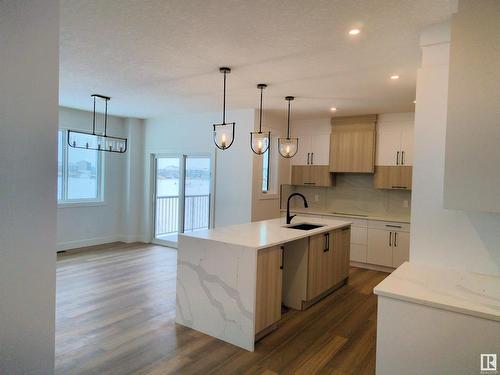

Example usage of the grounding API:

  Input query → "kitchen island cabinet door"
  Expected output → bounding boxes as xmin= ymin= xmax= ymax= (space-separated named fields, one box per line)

xmin=255 ymin=246 xmax=283 ymax=333
xmin=392 ymin=231 xmax=410 ymax=268
xmin=306 ymin=233 xmax=330 ymax=300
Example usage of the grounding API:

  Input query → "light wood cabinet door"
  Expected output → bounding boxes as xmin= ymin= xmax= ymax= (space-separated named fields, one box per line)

xmin=307 ymin=233 xmax=330 ymax=300
xmin=329 ymin=123 xmax=376 ymax=173
xmin=392 ymin=231 xmax=410 ymax=268
xmin=331 ymin=228 xmax=350 ymax=285
xmin=255 ymin=246 xmax=283 ymax=333
xmin=373 ymin=166 xmax=412 ymax=190
xmin=367 ymin=228 xmax=393 ymax=267
xmin=291 ymin=165 xmax=334 ymax=187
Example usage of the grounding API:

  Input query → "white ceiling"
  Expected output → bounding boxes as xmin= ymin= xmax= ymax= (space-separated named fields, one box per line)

xmin=60 ymin=0 xmax=456 ymax=119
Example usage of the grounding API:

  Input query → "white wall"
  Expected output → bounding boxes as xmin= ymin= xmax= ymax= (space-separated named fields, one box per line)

xmin=143 ymin=109 xmax=255 ymax=238
xmin=443 ymin=0 xmax=500 ymax=212
xmin=251 ymin=111 xmax=291 ymax=221
xmin=57 ymin=107 xmax=128 ymax=250
xmin=0 ymin=1 xmax=58 ymax=373
xmin=410 ymin=22 xmax=500 ymax=276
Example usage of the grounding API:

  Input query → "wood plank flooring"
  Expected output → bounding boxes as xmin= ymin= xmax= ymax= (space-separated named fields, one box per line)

xmin=56 ymin=242 xmax=388 ymax=374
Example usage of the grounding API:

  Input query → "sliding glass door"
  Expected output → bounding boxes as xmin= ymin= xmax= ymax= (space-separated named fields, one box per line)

xmin=153 ymin=154 xmax=212 ymax=247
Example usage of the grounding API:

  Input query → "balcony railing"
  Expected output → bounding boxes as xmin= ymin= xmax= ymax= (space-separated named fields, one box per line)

xmin=155 ymin=194 xmax=210 ymax=236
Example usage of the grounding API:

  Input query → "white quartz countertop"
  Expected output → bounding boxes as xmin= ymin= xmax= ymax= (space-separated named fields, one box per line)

xmin=374 ymin=262 xmax=500 ymax=322
xmin=282 ymin=208 xmax=411 ymax=223
xmin=180 ymin=216 xmax=351 ymax=250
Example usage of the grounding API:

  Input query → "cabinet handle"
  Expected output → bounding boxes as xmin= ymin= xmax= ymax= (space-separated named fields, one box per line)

xmin=394 ymin=232 xmax=398 ymax=247
xmin=303 ymin=182 xmax=316 ymax=185
xmin=385 ymin=224 xmax=402 ymax=229
xmin=311 ymin=152 xmax=314 ymax=165
xmin=280 ymin=246 xmax=284 ymax=269
xmin=396 ymin=151 xmax=400 ymax=165
xmin=307 ymin=153 xmax=310 ymax=165
xmin=391 ymin=186 xmax=407 ymax=189
xmin=401 ymin=151 xmax=405 ymax=165
xmin=323 ymin=233 xmax=330 ymax=252
xmin=389 ymin=231 xmax=392 ymax=247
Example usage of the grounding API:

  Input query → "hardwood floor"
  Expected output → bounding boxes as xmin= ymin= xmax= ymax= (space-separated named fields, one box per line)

xmin=56 ymin=242 xmax=388 ymax=374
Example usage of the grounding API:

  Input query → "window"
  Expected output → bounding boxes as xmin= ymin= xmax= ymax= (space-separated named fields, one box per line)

xmin=262 ymin=148 xmax=270 ymax=193
xmin=58 ymin=130 xmax=103 ymax=203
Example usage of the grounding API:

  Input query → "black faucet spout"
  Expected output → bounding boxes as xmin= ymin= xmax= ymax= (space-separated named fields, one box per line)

xmin=286 ymin=193 xmax=309 ymax=224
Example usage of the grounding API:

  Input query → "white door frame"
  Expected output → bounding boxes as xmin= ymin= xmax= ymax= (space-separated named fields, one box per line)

xmin=150 ymin=152 xmax=215 ymax=248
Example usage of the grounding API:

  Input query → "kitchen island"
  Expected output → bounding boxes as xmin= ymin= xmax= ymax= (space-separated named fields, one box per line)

xmin=175 ymin=216 xmax=352 ymax=351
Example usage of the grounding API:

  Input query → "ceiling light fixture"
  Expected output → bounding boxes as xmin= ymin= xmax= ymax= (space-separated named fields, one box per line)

xmin=68 ymin=94 xmax=127 ymax=153
xmin=348 ymin=28 xmax=361 ymax=35
xmin=390 ymin=75 xmax=400 ymax=80
xmin=330 ymin=107 xmax=337 ymax=112
xmin=413 ymin=100 xmax=416 ymax=104
xmin=250 ymin=84 xmax=271 ymax=155
xmin=278 ymin=96 xmax=299 ymax=159
xmin=213 ymin=67 xmax=235 ymax=150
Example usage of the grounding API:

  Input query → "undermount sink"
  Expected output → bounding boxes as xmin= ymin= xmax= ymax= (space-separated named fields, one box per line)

xmin=285 ymin=223 xmax=325 ymax=231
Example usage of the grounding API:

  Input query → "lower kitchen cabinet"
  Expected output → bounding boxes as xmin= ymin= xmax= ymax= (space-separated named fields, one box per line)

xmin=367 ymin=229 xmax=394 ymax=267
xmin=367 ymin=228 xmax=410 ymax=268
xmin=392 ymin=231 xmax=410 ymax=267
xmin=255 ymin=245 xmax=283 ymax=333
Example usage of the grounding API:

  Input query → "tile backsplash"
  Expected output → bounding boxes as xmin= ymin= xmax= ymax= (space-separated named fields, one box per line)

xmin=281 ymin=173 xmax=411 ymax=217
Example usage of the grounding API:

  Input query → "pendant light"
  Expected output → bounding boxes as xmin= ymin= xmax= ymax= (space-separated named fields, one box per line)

xmin=278 ymin=96 xmax=299 ymax=158
xmin=213 ymin=67 xmax=235 ymax=150
xmin=250 ymin=84 xmax=271 ymax=155
xmin=68 ymin=94 xmax=127 ymax=153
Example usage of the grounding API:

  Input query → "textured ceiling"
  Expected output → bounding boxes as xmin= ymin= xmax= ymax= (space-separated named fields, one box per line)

xmin=60 ymin=0 xmax=456 ymax=119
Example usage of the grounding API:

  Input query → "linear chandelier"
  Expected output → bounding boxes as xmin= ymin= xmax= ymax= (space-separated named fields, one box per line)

xmin=250 ymin=84 xmax=271 ymax=155
xmin=68 ymin=94 xmax=127 ymax=154
xmin=213 ymin=67 xmax=235 ymax=150
xmin=278 ymin=96 xmax=299 ymax=158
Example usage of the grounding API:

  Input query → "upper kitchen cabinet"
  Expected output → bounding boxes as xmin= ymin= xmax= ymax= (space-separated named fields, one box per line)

xmin=291 ymin=165 xmax=335 ymax=187
xmin=329 ymin=115 xmax=377 ymax=173
xmin=443 ymin=0 xmax=500 ymax=213
xmin=376 ymin=113 xmax=415 ymax=166
xmin=292 ymin=119 xmax=331 ymax=166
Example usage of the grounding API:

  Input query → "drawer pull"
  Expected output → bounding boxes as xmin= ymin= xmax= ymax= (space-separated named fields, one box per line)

xmin=391 ymin=186 xmax=407 ymax=189
xmin=385 ymin=224 xmax=402 ymax=228
xmin=304 ymin=182 xmax=316 ymax=185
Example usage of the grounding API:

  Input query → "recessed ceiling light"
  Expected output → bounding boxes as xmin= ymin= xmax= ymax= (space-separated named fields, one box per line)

xmin=390 ymin=75 xmax=400 ymax=80
xmin=330 ymin=107 xmax=337 ymax=112
xmin=349 ymin=28 xmax=361 ymax=36
xmin=413 ymin=100 xmax=416 ymax=104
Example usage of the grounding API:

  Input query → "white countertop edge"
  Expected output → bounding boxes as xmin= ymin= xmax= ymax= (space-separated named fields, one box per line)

xmin=283 ymin=208 xmax=411 ymax=224
xmin=180 ymin=216 xmax=352 ymax=250
xmin=374 ymin=262 xmax=500 ymax=322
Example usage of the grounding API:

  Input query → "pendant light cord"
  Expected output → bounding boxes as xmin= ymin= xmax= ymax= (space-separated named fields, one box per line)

xmin=259 ymin=86 xmax=263 ymax=133
xmin=287 ymin=99 xmax=291 ymax=139
xmin=222 ymin=70 xmax=226 ymax=124
xmin=104 ymin=98 xmax=108 ymax=137
xmin=92 ymin=96 xmax=96 ymax=135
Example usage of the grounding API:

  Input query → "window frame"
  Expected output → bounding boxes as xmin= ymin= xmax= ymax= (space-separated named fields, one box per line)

xmin=57 ymin=129 xmax=105 ymax=206
xmin=261 ymin=146 xmax=271 ymax=193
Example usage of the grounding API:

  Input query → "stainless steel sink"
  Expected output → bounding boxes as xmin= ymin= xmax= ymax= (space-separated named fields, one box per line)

xmin=285 ymin=223 xmax=325 ymax=231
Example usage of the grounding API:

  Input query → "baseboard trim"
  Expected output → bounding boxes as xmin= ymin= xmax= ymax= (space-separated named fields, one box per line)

xmin=350 ymin=261 xmax=394 ymax=273
xmin=57 ymin=235 xmax=148 ymax=251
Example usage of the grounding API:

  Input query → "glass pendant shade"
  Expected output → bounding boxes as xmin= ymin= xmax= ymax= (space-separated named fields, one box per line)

xmin=250 ymin=131 xmax=270 ymax=155
xmin=213 ymin=67 xmax=235 ymax=150
xmin=213 ymin=122 xmax=235 ymax=150
xmin=278 ymin=96 xmax=299 ymax=158
xmin=278 ymin=137 xmax=299 ymax=158
xmin=68 ymin=130 xmax=127 ymax=153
